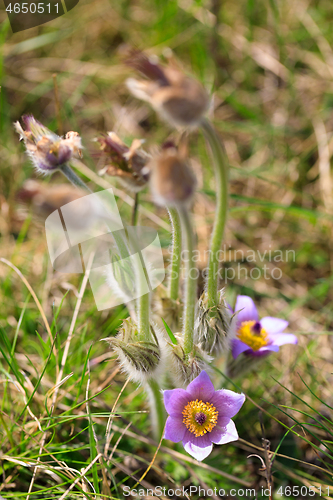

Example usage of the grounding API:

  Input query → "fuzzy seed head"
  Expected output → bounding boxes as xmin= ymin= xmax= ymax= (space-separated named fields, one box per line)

xmin=14 ymin=115 xmax=82 ymax=174
xmin=149 ymin=146 xmax=196 ymax=208
xmin=167 ymin=337 xmax=212 ymax=388
xmin=125 ymin=50 xmax=209 ymax=128
xmin=104 ymin=318 xmax=165 ymax=384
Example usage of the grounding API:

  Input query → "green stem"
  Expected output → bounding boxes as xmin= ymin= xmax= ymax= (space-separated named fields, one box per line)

xmin=201 ymin=118 xmax=229 ymax=309
xmin=132 ymin=193 xmax=139 ymax=226
xmin=61 ymin=163 xmax=130 ymax=266
xmin=178 ymin=206 xmax=196 ymax=357
xmin=167 ymin=207 xmax=182 ymax=301
xmin=137 ymin=291 xmax=150 ymax=341
xmin=147 ymin=379 xmax=165 ymax=440
xmin=60 ymin=164 xmax=92 ymax=192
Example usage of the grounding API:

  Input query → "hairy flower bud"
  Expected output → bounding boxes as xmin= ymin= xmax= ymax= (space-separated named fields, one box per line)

xmin=149 ymin=144 xmax=196 ymax=207
xmin=125 ymin=49 xmax=209 ymax=128
xmin=167 ymin=337 xmax=212 ymax=388
xmin=104 ymin=318 xmax=165 ymax=384
xmin=194 ymin=290 xmax=236 ymax=356
xmin=14 ymin=115 xmax=82 ymax=174
xmin=98 ymin=132 xmax=149 ymax=192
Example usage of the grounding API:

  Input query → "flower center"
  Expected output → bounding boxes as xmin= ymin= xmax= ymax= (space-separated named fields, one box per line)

xmin=182 ymin=400 xmax=218 ymax=437
xmin=237 ymin=320 xmax=268 ymax=351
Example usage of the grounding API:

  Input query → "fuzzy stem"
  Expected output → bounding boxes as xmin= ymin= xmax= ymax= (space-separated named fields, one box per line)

xmin=60 ymin=164 xmax=93 ymax=192
xmin=137 ymin=291 xmax=150 ymax=341
xmin=147 ymin=379 xmax=165 ymax=440
xmin=201 ymin=118 xmax=229 ymax=310
xmin=124 ymin=228 xmax=151 ymax=342
xmin=167 ymin=207 xmax=182 ymax=301
xmin=61 ymin=163 xmax=130 ymax=264
xmin=178 ymin=206 xmax=196 ymax=357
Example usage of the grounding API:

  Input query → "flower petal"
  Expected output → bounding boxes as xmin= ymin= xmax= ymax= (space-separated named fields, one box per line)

xmin=269 ymin=333 xmax=298 ymax=346
xmin=261 ymin=317 xmax=288 ymax=335
xmin=182 ymin=430 xmax=213 ymax=461
xmin=231 ymin=339 xmax=251 ymax=359
xmin=164 ymin=416 xmax=186 ymax=442
xmin=242 ymin=344 xmax=279 ymax=357
xmin=209 ymin=419 xmax=239 ymax=445
xmin=186 ymin=370 xmax=215 ymax=400
xmin=163 ymin=389 xmax=190 ymax=416
xmin=235 ymin=295 xmax=259 ymax=325
xmin=210 ymin=389 xmax=245 ymax=419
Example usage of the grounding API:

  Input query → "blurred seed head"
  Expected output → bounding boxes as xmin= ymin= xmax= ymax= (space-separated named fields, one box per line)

xmin=167 ymin=337 xmax=212 ymax=388
xmin=194 ymin=290 xmax=236 ymax=356
xmin=97 ymin=132 xmax=150 ymax=192
xmin=125 ymin=49 xmax=209 ymax=128
xmin=17 ymin=180 xmax=85 ymax=218
xmin=14 ymin=115 xmax=82 ymax=174
xmin=104 ymin=318 xmax=165 ymax=384
xmin=149 ymin=143 xmax=196 ymax=207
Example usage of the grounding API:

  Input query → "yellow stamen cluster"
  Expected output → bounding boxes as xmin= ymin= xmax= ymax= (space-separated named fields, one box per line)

xmin=182 ymin=400 xmax=218 ymax=437
xmin=237 ymin=320 xmax=268 ymax=351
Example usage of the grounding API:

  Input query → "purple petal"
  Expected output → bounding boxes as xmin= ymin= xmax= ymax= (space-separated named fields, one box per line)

xmin=269 ymin=333 xmax=298 ymax=346
xmin=57 ymin=144 xmax=72 ymax=165
xmin=235 ymin=295 xmax=259 ymax=325
xmin=209 ymin=419 xmax=239 ymax=445
xmin=261 ymin=317 xmax=288 ymax=335
xmin=259 ymin=344 xmax=279 ymax=353
xmin=164 ymin=416 xmax=186 ymax=442
xmin=182 ymin=430 xmax=213 ymax=461
xmin=246 ymin=344 xmax=279 ymax=357
xmin=163 ymin=388 xmax=190 ymax=416
xmin=210 ymin=389 xmax=245 ymax=418
xmin=231 ymin=339 xmax=251 ymax=359
xmin=186 ymin=371 xmax=215 ymax=400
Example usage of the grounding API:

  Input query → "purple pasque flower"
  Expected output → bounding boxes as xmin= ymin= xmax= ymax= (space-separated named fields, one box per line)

xmin=231 ymin=295 xmax=298 ymax=359
xmin=14 ymin=115 xmax=82 ymax=174
xmin=163 ymin=370 xmax=245 ymax=461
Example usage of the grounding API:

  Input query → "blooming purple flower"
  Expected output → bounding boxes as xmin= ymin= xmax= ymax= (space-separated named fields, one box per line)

xmin=231 ymin=295 xmax=298 ymax=359
xmin=163 ymin=370 xmax=245 ymax=461
xmin=14 ymin=115 xmax=82 ymax=174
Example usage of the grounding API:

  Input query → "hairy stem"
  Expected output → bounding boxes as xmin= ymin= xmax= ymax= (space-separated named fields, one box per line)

xmin=147 ymin=379 xmax=165 ymax=440
xmin=60 ymin=164 xmax=93 ymax=192
xmin=137 ymin=291 xmax=150 ymax=341
xmin=61 ymin=163 xmax=130 ymax=268
xmin=178 ymin=206 xmax=196 ymax=357
xmin=167 ymin=207 xmax=182 ymax=301
xmin=201 ymin=118 xmax=229 ymax=309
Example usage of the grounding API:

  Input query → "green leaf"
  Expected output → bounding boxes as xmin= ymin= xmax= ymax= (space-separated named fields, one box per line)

xmin=162 ymin=318 xmax=178 ymax=344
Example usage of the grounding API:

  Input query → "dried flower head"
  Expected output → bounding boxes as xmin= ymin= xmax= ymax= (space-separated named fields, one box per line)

xmin=164 ymin=370 xmax=245 ymax=460
xmin=104 ymin=318 xmax=165 ymax=384
xmin=14 ymin=115 xmax=82 ymax=174
xmin=194 ymin=290 xmax=236 ymax=356
xmin=98 ymin=132 xmax=150 ymax=192
xmin=149 ymin=143 xmax=196 ymax=207
xmin=167 ymin=337 xmax=211 ymax=388
xmin=125 ymin=49 xmax=209 ymax=128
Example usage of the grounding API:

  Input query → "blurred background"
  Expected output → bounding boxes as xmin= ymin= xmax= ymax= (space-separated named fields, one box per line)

xmin=1 ymin=0 xmax=333 ymax=496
